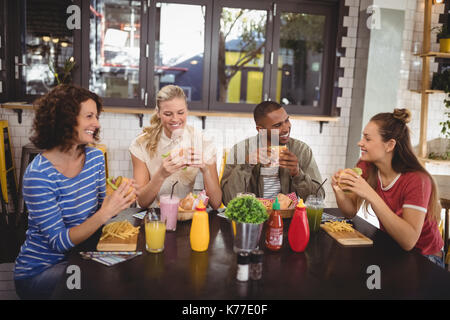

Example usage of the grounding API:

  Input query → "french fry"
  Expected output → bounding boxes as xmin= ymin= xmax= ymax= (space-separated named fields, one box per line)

xmin=323 ymin=220 xmax=355 ymax=233
xmin=100 ymin=220 xmax=140 ymax=241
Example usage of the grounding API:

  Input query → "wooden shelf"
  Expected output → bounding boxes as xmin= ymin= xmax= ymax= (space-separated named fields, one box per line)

xmin=417 ymin=51 xmax=450 ymax=58
xmin=410 ymin=89 xmax=445 ymax=94
xmin=416 ymin=0 xmax=443 ymax=159
xmin=419 ymin=157 xmax=450 ymax=165
xmin=0 ymin=103 xmax=339 ymax=122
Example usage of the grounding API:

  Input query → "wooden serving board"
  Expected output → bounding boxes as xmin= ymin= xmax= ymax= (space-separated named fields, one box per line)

xmin=320 ymin=224 xmax=373 ymax=247
xmin=96 ymin=233 xmax=139 ymax=251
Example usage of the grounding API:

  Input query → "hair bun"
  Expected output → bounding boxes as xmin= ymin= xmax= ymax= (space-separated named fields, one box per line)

xmin=393 ymin=108 xmax=411 ymax=124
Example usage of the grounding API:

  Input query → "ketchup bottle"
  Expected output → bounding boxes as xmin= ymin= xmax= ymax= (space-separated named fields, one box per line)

xmin=288 ymin=198 xmax=310 ymax=252
xmin=265 ymin=198 xmax=283 ymax=251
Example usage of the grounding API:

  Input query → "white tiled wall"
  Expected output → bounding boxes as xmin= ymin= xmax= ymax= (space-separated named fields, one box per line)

xmin=2 ymin=0 xmax=449 ymax=210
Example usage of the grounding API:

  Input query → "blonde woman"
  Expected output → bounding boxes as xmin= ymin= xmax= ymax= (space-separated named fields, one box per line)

xmin=129 ymin=85 xmax=222 ymax=209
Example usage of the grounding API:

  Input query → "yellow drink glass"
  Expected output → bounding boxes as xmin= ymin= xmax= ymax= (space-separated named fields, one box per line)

xmin=145 ymin=215 xmax=166 ymax=253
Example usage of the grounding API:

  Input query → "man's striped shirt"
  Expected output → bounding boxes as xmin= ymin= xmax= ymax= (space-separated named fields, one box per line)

xmin=14 ymin=147 xmax=106 ymax=279
xmin=260 ymin=166 xmax=281 ymax=199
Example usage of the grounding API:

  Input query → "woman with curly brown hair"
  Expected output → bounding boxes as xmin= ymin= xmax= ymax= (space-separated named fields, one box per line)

xmin=14 ymin=85 xmax=136 ymax=299
xmin=332 ymin=108 xmax=444 ymax=268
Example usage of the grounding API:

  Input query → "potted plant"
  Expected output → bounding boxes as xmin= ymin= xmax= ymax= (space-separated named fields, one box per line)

xmin=48 ymin=56 xmax=76 ymax=86
xmin=442 ymin=92 xmax=450 ymax=140
xmin=433 ymin=24 xmax=450 ymax=53
xmin=428 ymin=90 xmax=450 ymax=161
xmin=224 ymin=196 xmax=269 ymax=252
xmin=431 ymin=68 xmax=450 ymax=91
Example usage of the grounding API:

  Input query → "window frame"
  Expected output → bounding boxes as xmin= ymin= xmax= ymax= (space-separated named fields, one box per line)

xmin=5 ymin=0 xmax=342 ymax=117
xmin=149 ymin=0 xmax=212 ymax=111
xmin=208 ymin=0 xmax=274 ymax=113
xmin=0 ymin=0 xmax=6 ymax=102
xmin=8 ymin=0 xmax=83 ymax=103
xmin=268 ymin=1 xmax=338 ymax=116
xmin=81 ymin=0 xmax=149 ymax=108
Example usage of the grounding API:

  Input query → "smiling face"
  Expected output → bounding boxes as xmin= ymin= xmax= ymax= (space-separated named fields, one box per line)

xmin=358 ymin=121 xmax=395 ymax=163
xmin=158 ymin=97 xmax=188 ymax=138
xmin=74 ymin=99 xmax=100 ymax=145
xmin=256 ymin=107 xmax=291 ymax=145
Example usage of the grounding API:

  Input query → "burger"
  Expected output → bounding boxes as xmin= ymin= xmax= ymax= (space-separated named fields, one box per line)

xmin=268 ymin=145 xmax=288 ymax=167
xmin=337 ymin=167 xmax=363 ymax=193
xmin=106 ymin=176 xmax=136 ymax=200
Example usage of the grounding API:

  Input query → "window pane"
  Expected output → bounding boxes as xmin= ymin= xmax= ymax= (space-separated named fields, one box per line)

xmin=217 ymin=8 xmax=267 ymax=104
xmin=90 ymin=0 xmax=141 ymax=99
xmin=155 ymin=3 xmax=205 ymax=102
xmin=277 ymin=12 xmax=325 ymax=107
xmin=24 ymin=0 xmax=74 ymax=95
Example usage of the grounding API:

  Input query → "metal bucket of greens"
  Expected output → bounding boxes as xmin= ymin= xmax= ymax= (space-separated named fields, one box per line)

xmin=224 ymin=195 xmax=269 ymax=253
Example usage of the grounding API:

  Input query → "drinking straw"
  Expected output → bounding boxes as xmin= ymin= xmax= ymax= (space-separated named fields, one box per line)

xmin=170 ymin=181 xmax=178 ymax=199
xmin=315 ymin=178 xmax=328 ymax=197
xmin=148 ymin=208 xmax=158 ymax=220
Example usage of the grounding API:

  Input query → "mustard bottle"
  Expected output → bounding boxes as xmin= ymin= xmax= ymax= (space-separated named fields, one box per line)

xmin=190 ymin=200 xmax=209 ymax=252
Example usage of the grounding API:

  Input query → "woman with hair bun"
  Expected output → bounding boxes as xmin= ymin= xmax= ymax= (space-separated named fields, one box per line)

xmin=129 ymin=85 xmax=222 ymax=209
xmin=332 ymin=108 xmax=445 ymax=268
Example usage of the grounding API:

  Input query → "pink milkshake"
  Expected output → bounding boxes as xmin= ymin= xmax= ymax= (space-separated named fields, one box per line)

xmin=160 ymin=195 xmax=180 ymax=231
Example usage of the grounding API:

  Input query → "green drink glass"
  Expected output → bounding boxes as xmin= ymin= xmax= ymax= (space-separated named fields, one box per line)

xmin=305 ymin=195 xmax=324 ymax=233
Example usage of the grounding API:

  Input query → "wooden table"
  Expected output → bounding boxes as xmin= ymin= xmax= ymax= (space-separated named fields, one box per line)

xmin=52 ymin=208 xmax=450 ymax=300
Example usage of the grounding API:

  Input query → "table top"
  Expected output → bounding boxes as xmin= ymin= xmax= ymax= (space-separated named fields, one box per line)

xmin=53 ymin=208 xmax=450 ymax=300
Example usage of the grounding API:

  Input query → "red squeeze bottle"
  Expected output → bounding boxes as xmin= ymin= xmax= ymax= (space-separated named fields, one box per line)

xmin=288 ymin=199 xmax=310 ymax=252
xmin=265 ymin=198 xmax=283 ymax=251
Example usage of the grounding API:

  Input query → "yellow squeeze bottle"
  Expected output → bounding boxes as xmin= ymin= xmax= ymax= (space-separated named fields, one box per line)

xmin=190 ymin=200 xmax=209 ymax=252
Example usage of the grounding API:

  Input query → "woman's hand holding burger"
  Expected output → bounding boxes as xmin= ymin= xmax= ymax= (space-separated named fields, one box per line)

xmin=332 ymin=167 xmax=376 ymax=201
xmin=159 ymin=149 xmax=187 ymax=178
xmin=100 ymin=177 xmax=136 ymax=222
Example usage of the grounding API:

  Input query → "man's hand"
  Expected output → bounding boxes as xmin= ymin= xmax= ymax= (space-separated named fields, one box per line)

xmin=279 ymin=149 xmax=299 ymax=177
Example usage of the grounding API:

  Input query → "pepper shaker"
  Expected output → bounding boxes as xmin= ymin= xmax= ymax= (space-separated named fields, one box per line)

xmin=250 ymin=250 xmax=264 ymax=280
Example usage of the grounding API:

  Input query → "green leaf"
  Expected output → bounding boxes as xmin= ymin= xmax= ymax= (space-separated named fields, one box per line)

xmin=224 ymin=196 xmax=269 ymax=224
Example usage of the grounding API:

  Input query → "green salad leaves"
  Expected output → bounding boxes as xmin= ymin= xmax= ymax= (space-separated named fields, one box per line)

xmin=225 ymin=196 xmax=269 ymax=224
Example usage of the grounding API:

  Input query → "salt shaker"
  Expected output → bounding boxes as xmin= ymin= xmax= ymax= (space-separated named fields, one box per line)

xmin=250 ymin=250 xmax=264 ymax=280
xmin=236 ymin=252 xmax=250 ymax=282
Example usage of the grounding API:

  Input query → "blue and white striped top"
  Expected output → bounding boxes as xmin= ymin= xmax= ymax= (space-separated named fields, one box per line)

xmin=14 ymin=147 xmax=106 ymax=280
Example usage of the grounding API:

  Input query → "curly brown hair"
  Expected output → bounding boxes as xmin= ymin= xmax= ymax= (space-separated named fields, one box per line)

xmin=30 ymin=84 xmax=103 ymax=151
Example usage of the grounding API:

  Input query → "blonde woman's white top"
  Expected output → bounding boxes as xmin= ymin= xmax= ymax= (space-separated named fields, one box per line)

xmin=129 ymin=125 xmax=216 ymax=207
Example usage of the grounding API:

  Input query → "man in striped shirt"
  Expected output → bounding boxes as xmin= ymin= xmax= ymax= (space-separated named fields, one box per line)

xmin=221 ymin=101 xmax=324 ymax=205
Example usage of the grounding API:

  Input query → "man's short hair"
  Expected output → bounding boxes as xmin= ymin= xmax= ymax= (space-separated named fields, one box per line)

xmin=253 ymin=101 xmax=283 ymax=125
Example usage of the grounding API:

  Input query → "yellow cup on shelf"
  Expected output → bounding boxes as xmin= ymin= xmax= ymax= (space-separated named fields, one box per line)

xmin=439 ymin=38 xmax=450 ymax=53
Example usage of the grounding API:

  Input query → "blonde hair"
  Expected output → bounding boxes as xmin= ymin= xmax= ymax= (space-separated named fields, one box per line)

xmin=138 ymin=85 xmax=187 ymax=157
